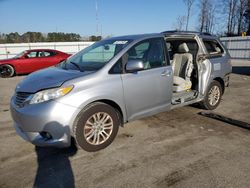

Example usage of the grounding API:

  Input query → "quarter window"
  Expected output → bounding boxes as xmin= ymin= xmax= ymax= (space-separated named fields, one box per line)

xmin=38 ymin=51 xmax=55 ymax=57
xmin=203 ymin=40 xmax=224 ymax=55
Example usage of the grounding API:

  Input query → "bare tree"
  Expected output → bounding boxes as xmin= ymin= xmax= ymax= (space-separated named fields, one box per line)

xmin=183 ymin=0 xmax=195 ymax=31
xmin=198 ymin=0 xmax=206 ymax=32
xmin=223 ymin=0 xmax=238 ymax=35
xmin=237 ymin=0 xmax=248 ymax=34
xmin=247 ymin=0 xmax=250 ymax=35
xmin=206 ymin=3 xmax=216 ymax=33
xmin=197 ymin=0 xmax=250 ymax=35
xmin=198 ymin=0 xmax=217 ymax=33
xmin=173 ymin=16 xmax=187 ymax=31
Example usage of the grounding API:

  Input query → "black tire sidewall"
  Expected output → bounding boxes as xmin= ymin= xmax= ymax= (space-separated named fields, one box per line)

xmin=74 ymin=102 xmax=120 ymax=152
xmin=0 ymin=64 xmax=15 ymax=78
xmin=203 ymin=80 xmax=222 ymax=110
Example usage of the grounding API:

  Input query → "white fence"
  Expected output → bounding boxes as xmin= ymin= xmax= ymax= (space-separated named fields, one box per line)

xmin=220 ymin=36 xmax=250 ymax=60
xmin=0 ymin=41 xmax=94 ymax=59
xmin=0 ymin=37 xmax=250 ymax=60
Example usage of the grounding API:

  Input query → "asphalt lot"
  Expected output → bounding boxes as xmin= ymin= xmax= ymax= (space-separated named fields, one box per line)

xmin=0 ymin=61 xmax=250 ymax=188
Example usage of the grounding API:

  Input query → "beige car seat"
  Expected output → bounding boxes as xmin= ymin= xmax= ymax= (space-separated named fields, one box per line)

xmin=172 ymin=43 xmax=193 ymax=92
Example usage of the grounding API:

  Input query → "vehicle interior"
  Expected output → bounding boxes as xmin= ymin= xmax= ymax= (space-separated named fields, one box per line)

xmin=165 ymin=38 xmax=200 ymax=105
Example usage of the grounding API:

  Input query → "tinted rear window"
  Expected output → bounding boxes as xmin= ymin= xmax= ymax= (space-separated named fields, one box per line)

xmin=203 ymin=40 xmax=224 ymax=55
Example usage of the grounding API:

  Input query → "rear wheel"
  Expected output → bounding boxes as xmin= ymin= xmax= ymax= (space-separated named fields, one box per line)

xmin=0 ymin=64 xmax=15 ymax=78
xmin=74 ymin=102 xmax=120 ymax=152
xmin=200 ymin=80 xmax=222 ymax=110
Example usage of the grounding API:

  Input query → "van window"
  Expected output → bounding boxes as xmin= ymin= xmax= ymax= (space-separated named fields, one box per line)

xmin=203 ymin=40 xmax=224 ymax=55
xmin=26 ymin=51 xmax=37 ymax=58
xmin=126 ymin=38 xmax=166 ymax=70
xmin=166 ymin=39 xmax=199 ymax=61
xmin=109 ymin=58 xmax=122 ymax=74
xmin=63 ymin=39 xmax=132 ymax=71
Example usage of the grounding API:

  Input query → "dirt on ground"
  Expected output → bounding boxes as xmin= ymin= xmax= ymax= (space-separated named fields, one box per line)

xmin=0 ymin=62 xmax=250 ymax=188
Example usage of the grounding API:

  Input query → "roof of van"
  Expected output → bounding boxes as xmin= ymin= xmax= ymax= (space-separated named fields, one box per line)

xmin=106 ymin=33 xmax=163 ymax=41
xmin=162 ymin=30 xmax=217 ymax=38
xmin=103 ymin=31 xmax=217 ymax=41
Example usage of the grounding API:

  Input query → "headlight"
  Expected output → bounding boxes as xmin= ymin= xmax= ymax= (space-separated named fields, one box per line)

xmin=29 ymin=86 xmax=73 ymax=104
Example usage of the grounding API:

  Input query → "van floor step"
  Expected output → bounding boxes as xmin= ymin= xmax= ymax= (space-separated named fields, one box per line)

xmin=172 ymin=90 xmax=196 ymax=104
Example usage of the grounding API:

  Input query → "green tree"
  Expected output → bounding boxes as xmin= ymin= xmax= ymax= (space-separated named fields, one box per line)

xmin=89 ymin=35 xmax=102 ymax=41
xmin=21 ymin=32 xmax=45 ymax=43
xmin=6 ymin=32 xmax=21 ymax=43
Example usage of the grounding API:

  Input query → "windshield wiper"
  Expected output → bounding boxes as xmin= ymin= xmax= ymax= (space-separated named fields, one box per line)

xmin=69 ymin=61 xmax=84 ymax=72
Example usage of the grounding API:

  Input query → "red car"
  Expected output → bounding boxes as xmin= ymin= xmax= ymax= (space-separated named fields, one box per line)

xmin=0 ymin=49 xmax=70 ymax=77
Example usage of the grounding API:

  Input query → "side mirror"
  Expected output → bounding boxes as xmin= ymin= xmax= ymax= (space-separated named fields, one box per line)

xmin=22 ymin=55 xmax=29 ymax=59
xmin=126 ymin=60 xmax=144 ymax=73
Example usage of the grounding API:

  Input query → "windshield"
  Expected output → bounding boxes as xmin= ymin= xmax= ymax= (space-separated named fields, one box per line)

xmin=61 ymin=39 xmax=132 ymax=72
xmin=14 ymin=51 xmax=27 ymax=58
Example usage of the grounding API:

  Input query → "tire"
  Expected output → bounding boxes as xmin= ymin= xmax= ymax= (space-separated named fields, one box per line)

xmin=0 ymin=64 xmax=15 ymax=78
xmin=73 ymin=102 xmax=120 ymax=152
xmin=200 ymin=80 xmax=222 ymax=110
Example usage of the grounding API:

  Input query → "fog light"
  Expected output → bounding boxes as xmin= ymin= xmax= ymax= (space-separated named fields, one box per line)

xmin=40 ymin=131 xmax=52 ymax=140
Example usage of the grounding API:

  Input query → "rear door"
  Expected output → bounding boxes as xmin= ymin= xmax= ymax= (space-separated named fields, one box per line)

xmin=37 ymin=50 xmax=59 ymax=68
xmin=121 ymin=38 xmax=173 ymax=121
xmin=200 ymin=39 xmax=230 ymax=94
xmin=18 ymin=51 xmax=39 ymax=73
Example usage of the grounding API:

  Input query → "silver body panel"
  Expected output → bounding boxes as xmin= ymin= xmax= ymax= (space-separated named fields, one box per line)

xmin=10 ymin=32 xmax=232 ymax=147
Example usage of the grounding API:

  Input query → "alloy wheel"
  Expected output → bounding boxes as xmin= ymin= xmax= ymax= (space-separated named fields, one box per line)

xmin=83 ymin=112 xmax=113 ymax=145
xmin=208 ymin=85 xmax=221 ymax=106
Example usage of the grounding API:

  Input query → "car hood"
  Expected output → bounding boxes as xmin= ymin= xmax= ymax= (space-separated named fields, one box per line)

xmin=16 ymin=67 xmax=93 ymax=93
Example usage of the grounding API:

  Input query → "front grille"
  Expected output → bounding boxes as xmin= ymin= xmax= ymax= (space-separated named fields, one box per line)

xmin=15 ymin=92 xmax=32 ymax=107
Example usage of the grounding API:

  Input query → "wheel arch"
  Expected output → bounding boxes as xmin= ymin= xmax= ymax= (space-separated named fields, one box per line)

xmin=91 ymin=99 xmax=125 ymax=126
xmin=0 ymin=63 xmax=16 ymax=69
xmin=213 ymin=77 xmax=225 ymax=94
xmin=74 ymin=98 xmax=126 ymax=127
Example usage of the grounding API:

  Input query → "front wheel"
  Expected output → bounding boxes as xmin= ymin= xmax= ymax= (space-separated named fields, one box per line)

xmin=200 ymin=80 xmax=222 ymax=110
xmin=0 ymin=64 xmax=15 ymax=78
xmin=73 ymin=102 xmax=120 ymax=152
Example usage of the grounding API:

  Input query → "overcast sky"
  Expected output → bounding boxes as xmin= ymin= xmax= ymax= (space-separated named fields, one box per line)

xmin=0 ymin=0 xmax=198 ymax=36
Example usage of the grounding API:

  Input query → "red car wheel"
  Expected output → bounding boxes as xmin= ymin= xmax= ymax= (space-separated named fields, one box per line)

xmin=0 ymin=64 xmax=15 ymax=78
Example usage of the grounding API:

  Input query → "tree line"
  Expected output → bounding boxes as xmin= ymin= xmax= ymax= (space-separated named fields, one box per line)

xmin=0 ymin=32 xmax=102 ymax=43
xmin=176 ymin=0 xmax=250 ymax=36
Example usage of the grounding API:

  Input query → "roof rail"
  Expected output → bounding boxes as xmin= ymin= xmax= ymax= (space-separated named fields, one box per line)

xmin=162 ymin=30 xmax=212 ymax=36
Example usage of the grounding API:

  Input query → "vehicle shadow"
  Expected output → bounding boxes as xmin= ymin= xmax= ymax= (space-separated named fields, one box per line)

xmin=33 ymin=142 xmax=77 ymax=188
xmin=232 ymin=66 xmax=250 ymax=76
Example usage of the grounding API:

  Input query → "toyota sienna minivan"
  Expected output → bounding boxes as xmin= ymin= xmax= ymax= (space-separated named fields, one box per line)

xmin=10 ymin=31 xmax=232 ymax=152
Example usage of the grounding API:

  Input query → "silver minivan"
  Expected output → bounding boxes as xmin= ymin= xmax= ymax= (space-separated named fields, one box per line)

xmin=10 ymin=31 xmax=232 ymax=152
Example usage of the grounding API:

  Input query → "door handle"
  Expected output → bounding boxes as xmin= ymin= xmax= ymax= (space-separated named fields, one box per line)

xmin=161 ymin=70 xmax=172 ymax=77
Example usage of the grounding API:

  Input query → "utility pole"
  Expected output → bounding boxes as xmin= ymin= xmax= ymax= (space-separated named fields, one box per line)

xmin=95 ymin=0 xmax=99 ymax=36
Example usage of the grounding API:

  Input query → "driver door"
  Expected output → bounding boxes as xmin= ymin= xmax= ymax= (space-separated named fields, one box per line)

xmin=121 ymin=38 xmax=173 ymax=121
xmin=19 ymin=51 xmax=39 ymax=73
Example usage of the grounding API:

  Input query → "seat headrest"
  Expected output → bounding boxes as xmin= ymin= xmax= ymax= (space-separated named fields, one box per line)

xmin=178 ymin=43 xmax=189 ymax=53
xmin=166 ymin=43 xmax=171 ymax=49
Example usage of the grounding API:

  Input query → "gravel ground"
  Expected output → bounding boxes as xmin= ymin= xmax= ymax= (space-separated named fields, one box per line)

xmin=0 ymin=62 xmax=250 ymax=188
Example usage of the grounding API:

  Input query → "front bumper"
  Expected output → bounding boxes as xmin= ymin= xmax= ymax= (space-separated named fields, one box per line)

xmin=10 ymin=97 xmax=80 ymax=148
